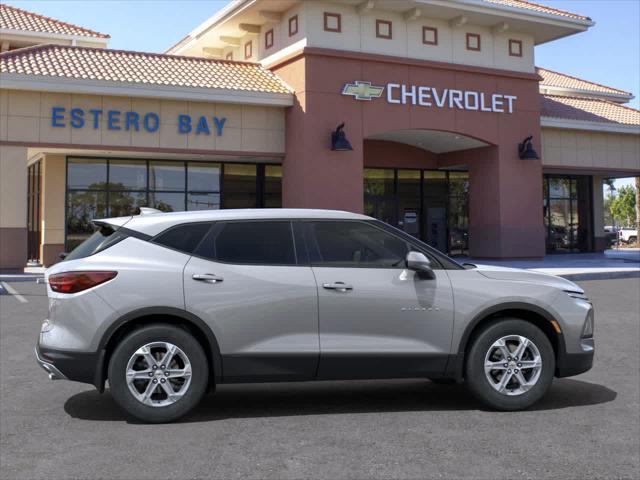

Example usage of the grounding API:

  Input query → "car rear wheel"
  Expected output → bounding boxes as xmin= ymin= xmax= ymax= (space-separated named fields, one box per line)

xmin=465 ymin=319 xmax=555 ymax=411
xmin=108 ymin=324 xmax=208 ymax=423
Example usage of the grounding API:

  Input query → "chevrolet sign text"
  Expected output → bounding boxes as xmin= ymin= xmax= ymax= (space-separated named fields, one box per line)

xmin=342 ymin=81 xmax=517 ymax=113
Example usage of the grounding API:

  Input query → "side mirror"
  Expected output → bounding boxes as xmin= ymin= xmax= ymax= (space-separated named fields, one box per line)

xmin=406 ymin=251 xmax=435 ymax=279
xmin=58 ymin=252 xmax=68 ymax=260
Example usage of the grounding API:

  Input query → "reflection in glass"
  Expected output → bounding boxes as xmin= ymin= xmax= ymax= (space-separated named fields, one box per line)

xmin=149 ymin=192 xmax=185 ymax=212
xmin=364 ymin=169 xmax=394 ymax=197
xmin=109 ymin=160 xmax=147 ymax=190
xmin=188 ymin=163 xmax=220 ymax=192
xmin=67 ymin=159 xmax=107 ymax=190
xmin=187 ymin=193 xmax=221 ymax=211
xmin=397 ymin=170 xmax=421 ymax=238
xmin=149 ymin=162 xmax=185 ymax=191
xmin=223 ymin=164 xmax=257 ymax=208
xmin=109 ymin=191 xmax=147 ymax=217
xmin=66 ymin=191 xmax=106 ymax=251
xmin=264 ymin=165 xmax=282 ymax=208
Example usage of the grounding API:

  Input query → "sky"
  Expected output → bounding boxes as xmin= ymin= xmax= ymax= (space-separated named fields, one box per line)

xmin=8 ymin=0 xmax=640 ymax=188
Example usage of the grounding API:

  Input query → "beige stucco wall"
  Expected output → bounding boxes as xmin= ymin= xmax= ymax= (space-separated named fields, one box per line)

xmin=181 ymin=1 xmax=534 ymax=72
xmin=0 ymin=144 xmax=28 ymax=229
xmin=0 ymin=90 xmax=286 ymax=154
xmin=541 ymin=127 xmax=640 ymax=171
xmin=41 ymin=154 xmax=66 ymax=246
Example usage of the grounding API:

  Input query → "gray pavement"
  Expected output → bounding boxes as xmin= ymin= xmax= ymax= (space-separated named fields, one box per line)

xmin=1 ymin=278 xmax=639 ymax=479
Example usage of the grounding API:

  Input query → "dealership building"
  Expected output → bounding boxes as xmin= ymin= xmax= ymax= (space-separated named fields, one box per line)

xmin=1 ymin=0 xmax=639 ymax=270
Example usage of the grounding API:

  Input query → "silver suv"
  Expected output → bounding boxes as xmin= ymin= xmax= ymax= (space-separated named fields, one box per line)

xmin=36 ymin=209 xmax=594 ymax=423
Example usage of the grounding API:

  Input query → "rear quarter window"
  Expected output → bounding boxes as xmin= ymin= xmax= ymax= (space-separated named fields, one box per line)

xmin=153 ymin=223 xmax=213 ymax=254
xmin=64 ymin=225 xmax=129 ymax=261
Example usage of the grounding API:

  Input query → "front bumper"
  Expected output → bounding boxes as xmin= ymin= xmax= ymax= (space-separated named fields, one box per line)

xmin=556 ymin=336 xmax=594 ymax=378
xmin=35 ymin=342 xmax=104 ymax=390
xmin=556 ymin=349 xmax=594 ymax=377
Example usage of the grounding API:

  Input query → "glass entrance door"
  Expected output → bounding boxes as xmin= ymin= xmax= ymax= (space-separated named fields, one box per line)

xmin=543 ymin=175 xmax=593 ymax=253
xmin=364 ymin=168 xmax=469 ymax=255
xmin=27 ymin=161 xmax=42 ymax=264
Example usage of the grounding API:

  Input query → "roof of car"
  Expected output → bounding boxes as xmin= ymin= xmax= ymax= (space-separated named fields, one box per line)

xmin=100 ymin=208 xmax=372 ymax=237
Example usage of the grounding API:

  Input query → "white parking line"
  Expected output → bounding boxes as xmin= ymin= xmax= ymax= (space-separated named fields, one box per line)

xmin=0 ymin=282 xmax=28 ymax=303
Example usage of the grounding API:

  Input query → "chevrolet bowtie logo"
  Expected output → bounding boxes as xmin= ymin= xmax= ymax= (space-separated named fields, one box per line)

xmin=342 ymin=81 xmax=385 ymax=101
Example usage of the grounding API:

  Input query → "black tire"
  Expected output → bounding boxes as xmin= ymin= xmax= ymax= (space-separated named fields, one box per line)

xmin=628 ymin=236 xmax=637 ymax=244
xmin=464 ymin=318 xmax=555 ymax=411
xmin=108 ymin=324 xmax=209 ymax=423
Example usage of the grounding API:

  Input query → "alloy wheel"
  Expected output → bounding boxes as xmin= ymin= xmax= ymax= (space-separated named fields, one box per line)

xmin=483 ymin=335 xmax=543 ymax=396
xmin=125 ymin=342 xmax=192 ymax=407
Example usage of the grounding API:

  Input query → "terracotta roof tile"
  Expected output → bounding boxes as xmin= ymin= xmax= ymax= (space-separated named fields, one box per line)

xmin=541 ymin=94 xmax=640 ymax=125
xmin=537 ymin=67 xmax=632 ymax=97
xmin=0 ymin=3 xmax=109 ymax=39
xmin=0 ymin=44 xmax=292 ymax=94
xmin=482 ymin=0 xmax=590 ymax=21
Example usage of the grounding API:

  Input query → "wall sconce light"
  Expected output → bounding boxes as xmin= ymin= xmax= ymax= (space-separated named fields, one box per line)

xmin=518 ymin=135 xmax=540 ymax=160
xmin=331 ymin=122 xmax=353 ymax=151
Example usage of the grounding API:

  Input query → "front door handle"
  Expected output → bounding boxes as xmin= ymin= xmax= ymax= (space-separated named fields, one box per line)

xmin=192 ymin=273 xmax=224 ymax=284
xmin=322 ymin=282 xmax=353 ymax=292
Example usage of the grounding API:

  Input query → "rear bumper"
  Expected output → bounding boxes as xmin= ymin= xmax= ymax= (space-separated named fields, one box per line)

xmin=35 ymin=342 xmax=104 ymax=390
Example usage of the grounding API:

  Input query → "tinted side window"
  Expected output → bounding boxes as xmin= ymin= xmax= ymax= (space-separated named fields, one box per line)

xmin=154 ymin=223 xmax=212 ymax=254
xmin=213 ymin=221 xmax=296 ymax=265
xmin=306 ymin=221 xmax=410 ymax=268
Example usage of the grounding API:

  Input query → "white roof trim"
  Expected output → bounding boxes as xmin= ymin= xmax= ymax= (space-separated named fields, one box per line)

xmin=539 ymin=86 xmax=634 ymax=103
xmin=541 ymin=116 xmax=640 ymax=135
xmin=0 ymin=73 xmax=294 ymax=107
xmin=446 ymin=0 xmax=594 ymax=27
xmin=0 ymin=27 xmax=108 ymax=44
xmin=165 ymin=0 xmax=253 ymax=54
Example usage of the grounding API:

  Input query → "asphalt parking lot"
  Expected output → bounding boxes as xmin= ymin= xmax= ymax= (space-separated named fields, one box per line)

xmin=1 ymin=278 xmax=638 ymax=479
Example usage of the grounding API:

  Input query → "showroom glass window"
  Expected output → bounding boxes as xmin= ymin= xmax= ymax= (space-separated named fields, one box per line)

xmin=65 ymin=158 xmax=282 ymax=251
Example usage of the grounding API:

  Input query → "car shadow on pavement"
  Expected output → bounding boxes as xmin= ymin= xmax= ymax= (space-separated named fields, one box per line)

xmin=63 ymin=377 xmax=617 ymax=424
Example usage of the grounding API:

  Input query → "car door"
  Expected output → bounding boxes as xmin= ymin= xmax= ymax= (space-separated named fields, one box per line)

xmin=183 ymin=220 xmax=319 ymax=382
xmin=303 ymin=220 xmax=455 ymax=380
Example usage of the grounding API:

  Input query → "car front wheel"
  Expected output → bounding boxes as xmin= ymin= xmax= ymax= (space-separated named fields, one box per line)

xmin=464 ymin=319 xmax=555 ymax=411
xmin=108 ymin=324 xmax=209 ymax=423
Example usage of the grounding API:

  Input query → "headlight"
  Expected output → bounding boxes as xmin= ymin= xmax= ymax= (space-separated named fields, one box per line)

xmin=581 ymin=309 xmax=594 ymax=338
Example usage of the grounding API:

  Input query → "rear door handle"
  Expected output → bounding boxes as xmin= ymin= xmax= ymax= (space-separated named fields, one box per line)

xmin=192 ymin=273 xmax=224 ymax=284
xmin=322 ymin=282 xmax=353 ymax=292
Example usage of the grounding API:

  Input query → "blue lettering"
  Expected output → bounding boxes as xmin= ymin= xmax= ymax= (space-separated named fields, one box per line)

xmin=125 ymin=111 xmax=140 ymax=131
xmin=144 ymin=112 xmax=160 ymax=132
xmin=195 ymin=116 xmax=210 ymax=135
xmin=178 ymin=114 xmax=191 ymax=134
xmin=51 ymin=107 xmax=65 ymax=127
xmin=89 ymin=109 xmax=102 ymax=129
xmin=69 ymin=108 xmax=85 ymax=128
xmin=213 ymin=116 xmax=227 ymax=136
xmin=107 ymin=110 xmax=121 ymax=130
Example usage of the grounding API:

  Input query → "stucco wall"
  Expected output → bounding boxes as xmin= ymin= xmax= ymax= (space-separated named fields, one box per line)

xmin=541 ymin=127 xmax=640 ymax=172
xmin=0 ymin=90 xmax=286 ymax=154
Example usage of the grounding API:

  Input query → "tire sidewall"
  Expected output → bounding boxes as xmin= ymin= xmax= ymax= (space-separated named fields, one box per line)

xmin=108 ymin=324 xmax=209 ymax=423
xmin=465 ymin=319 xmax=555 ymax=411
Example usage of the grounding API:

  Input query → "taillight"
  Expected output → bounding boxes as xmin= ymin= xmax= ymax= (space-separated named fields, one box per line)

xmin=49 ymin=271 xmax=117 ymax=294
